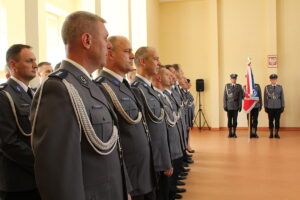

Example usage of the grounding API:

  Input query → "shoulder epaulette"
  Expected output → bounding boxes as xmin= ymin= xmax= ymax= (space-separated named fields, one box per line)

xmin=49 ymin=69 xmax=68 ymax=79
xmin=0 ymin=83 xmax=7 ymax=91
xmin=131 ymin=81 xmax=140 ymax=87
xmin=95 ymin=76 xmax=105 ymax=83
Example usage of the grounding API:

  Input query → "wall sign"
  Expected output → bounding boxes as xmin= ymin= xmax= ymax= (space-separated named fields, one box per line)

xmin=268 ymin=55 xmax=277 ymax=68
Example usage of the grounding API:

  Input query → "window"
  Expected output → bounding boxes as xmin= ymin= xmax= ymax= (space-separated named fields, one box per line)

xmin=0 ymin=0 xmax=8 ymax=83
xmin=46 ymin=12 xmax=65 ymax=66
xmin=101 ymin=0 xmax=130 ymax=38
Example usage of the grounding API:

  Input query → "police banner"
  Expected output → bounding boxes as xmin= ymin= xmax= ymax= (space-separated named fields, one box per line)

xmin=243 ymin=58 xmax=259 ymax=113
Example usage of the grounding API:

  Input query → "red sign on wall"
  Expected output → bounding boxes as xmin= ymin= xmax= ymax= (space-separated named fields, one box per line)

xmin=268 ymin=55 xmax=277 ymax=68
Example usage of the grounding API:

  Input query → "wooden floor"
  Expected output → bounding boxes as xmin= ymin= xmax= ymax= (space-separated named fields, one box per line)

xmin=181 ymin=129 xmax=300 ymax=200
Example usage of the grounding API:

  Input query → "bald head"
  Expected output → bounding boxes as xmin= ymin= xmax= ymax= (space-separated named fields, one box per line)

xmin=106 ymin=36 xmax=134 ymax=77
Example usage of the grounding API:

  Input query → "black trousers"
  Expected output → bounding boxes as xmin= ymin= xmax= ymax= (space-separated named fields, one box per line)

xmin=0 ymin=189 xmax=41 ymax=200
xmin=247 ymin=108 xmax=259 ymax=129
xmin=157 ymin=172 xmax=169 ymax=200
xmin=227 ymin=110 xmax=238 ymax=128
xmin=169 ymin=157 xmax=183 ymax=200
xmin=268 ymin=108 xmax=282 ymax=129
xmin=132 ymin=190 xmax=156 ymax=200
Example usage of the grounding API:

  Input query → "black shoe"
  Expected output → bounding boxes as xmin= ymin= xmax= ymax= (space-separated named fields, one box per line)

xmin=182 ymin=168 xmax=190 ymax=173
xmin=185 ymin=158 xmax=194 ymax=164
xmin=183 ymin=163 xmax=189 ymax=167
xmin=186 ymin=154 xmax=193 ymax=158
xmin=187 ymin=149 xmax=195 ymax=153
xmin=269 ymin=134 xmax=274 ymax=138
xmin=180 ymin=172 xmax=188 ymax=176
xmin=176 ymin=188 xmax=186 ymax=193
xmin=275 ymin=134 xmax=280 ymax=139
xmin=174 ymin=194 xmax=182 ymax=199
xmin=177 ymin=180 xmax=186 ymax=186
xmin=177 ymin=175 xmax=187 ymax=180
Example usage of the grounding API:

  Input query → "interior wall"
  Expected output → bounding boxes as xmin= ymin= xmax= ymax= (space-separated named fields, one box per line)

xmin=158 ymin=0 xmax=300 ymax=128
xmin=159 ymin=0 xmax=212 ymax=127
xmin=218 ymin=0 xmax=268 ymax=127
xmin=277 ymin=0 xmax=300 ymax=127
xmin=147 ymin=0 xmax=160 ymax=51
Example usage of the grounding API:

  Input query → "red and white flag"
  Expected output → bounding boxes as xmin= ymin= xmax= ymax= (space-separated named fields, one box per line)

xmin=243 ymin=58 xmax=259 ymax=113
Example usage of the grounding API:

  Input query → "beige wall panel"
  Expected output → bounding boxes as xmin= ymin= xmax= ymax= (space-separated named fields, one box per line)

xmin=159 ymin=0 xmax=212 ymax=127
xmin=277 ymin=0 xmax=300 ymax=127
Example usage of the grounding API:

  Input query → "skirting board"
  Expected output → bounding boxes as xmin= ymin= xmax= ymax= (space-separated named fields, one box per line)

xmin=191 ymin=127 xmax=300 ymax=131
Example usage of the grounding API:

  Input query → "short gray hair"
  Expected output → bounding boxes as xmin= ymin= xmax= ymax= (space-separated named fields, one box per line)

xmin=134 ymin=47 xmax=150 ymax=67
xmin=61 ymin=11 xmax=106 ymax=45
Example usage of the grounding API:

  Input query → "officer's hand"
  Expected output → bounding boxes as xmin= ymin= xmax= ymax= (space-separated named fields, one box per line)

xmin=224 ymin=107 xmax=228 ymax=112
xmin=265 ymin=107 xmax=269 ymax=113
xmin=164 ymin=168 xmax=174 ymax=177
xmin=281 ymin=107 xmax=284 ymax=113
xmin=238 ymin=107 xmax=242 ymax=112
xmin=128 ymin=194 xmax=132 ymax=200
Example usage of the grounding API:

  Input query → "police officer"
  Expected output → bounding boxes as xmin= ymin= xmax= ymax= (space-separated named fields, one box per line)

xmin=0 ymin=44 xmax=40 ymax=199
xmin=95 ymin=36 xmax=156 ymax=200
xmin=248 ymin=84 xmax=262 ymax=138
xmin=30 ymin=11 xmax=128 ymax=200
xmin=264 ymin=74 xmax=285 ymax=139
xmin=224 ymin=74 xmax=244 ymax=138
xmin=131 ymin=47 xmax=173 ymax=200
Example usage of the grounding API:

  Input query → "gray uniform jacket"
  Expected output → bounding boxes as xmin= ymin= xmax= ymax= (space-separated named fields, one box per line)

xmin=158 ymin=90 xmax=183 ymax=161
xmin=264 ymin=84 xmax=285 ymax=109
xmin=131 ymin=77 xmax=172 ymax=172
xmin=30 ymin=61 xmax=127 ymax=200
xmin=171 ymin=86 xmax=188 ymax=149
xmin=182 ymin=89 xmax=195 ymax=128
xmin=223 ymin=83 xmax=243 ymax=111
xmin=0 ymin=79 xmax=36 ymax=192
xmin=253 ymin=84 xmax=262 ymax=109
xmin=96 ymin=71 xmax=155 ymax=196
xmin=164 ymin=90 xmax=186 ymax=152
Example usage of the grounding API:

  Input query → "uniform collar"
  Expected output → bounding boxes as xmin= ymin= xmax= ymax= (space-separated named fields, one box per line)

xmin=165 ymin=89 xmax=172 ymax=94
xmin=10 ymin=76 xmax=28 ymax=92
xmin=154 ymin=87 xmax=164 ymax=95
xmin=103 ymin=67 xmax=124 ymax=83
xmin=136 ymin=74 xmax=152 ymax=87
xmin=65 ymin=58 xmax=92 ymax=80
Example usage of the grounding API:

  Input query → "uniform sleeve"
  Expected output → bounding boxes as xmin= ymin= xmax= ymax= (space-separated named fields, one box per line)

xmin=239 ymin=85 xmax=244 ymax=107
xmin=280 ymin=86 xmax=285 ymax=108
xmin=30 ymin=79 xmax=85 ymax=200
xmin=223 ymin=86 xmax=227 ymax=109
xmin=257 ymin=85 xmax=262 ymax=109
xmin=264 ymin=86 xmax=268 ymax=108
xmin=0 ymin=92 xmax=34 ymax=172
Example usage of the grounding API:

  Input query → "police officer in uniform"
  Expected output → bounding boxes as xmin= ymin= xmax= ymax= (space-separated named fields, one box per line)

xmin=153 ymin=66 xmax=185 ymax=200
xmin=224 ymin=74 xmax=244 ymax=138
xmin=131 ymin=47 xmax=173 ymax=199
xmin=30 ymin=11 xmax=128 ymax=200
xmin=95 ymin=36 xmax=156 ymax=200
xmin=247 ymin=83 xmax=262 ymax=138
xmin=0 ymin=44 xmax=40 ymax=200
xmin=264 ymin=74 xmax=285 ymax=139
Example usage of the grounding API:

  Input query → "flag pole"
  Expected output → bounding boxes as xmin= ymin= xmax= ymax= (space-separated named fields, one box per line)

xmin=249 ymin=111 xmax=251 ymax=137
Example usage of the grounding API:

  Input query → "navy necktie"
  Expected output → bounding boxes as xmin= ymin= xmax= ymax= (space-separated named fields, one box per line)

xmin=27 ymin=88 xmax=33 ymax=99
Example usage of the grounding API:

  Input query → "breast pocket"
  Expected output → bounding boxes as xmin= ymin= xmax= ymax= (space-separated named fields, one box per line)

xmin=17 ymin=104 xmax=31 ymax=133
xmin=120 ymin=97 xmax=139 ymax=119
xmin=90 ymin=106 xmax=113 ymax=142
xmin=148 ymin=98 xmax=161 ymax=116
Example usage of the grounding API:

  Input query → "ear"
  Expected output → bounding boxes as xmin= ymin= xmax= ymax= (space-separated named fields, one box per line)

xmin=139 ymin=58 xmax=146 ymax=67
xmin=81 ymin=33 xmax=92 ymax=49
xmin=8 ymin=60 xmax=17 ymax=73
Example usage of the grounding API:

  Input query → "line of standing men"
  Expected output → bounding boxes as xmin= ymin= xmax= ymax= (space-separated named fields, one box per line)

xmin=223 ymin=73 xmax=285 ymax=138
xmin=0 ymin=11 xmax=195 ymax=200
